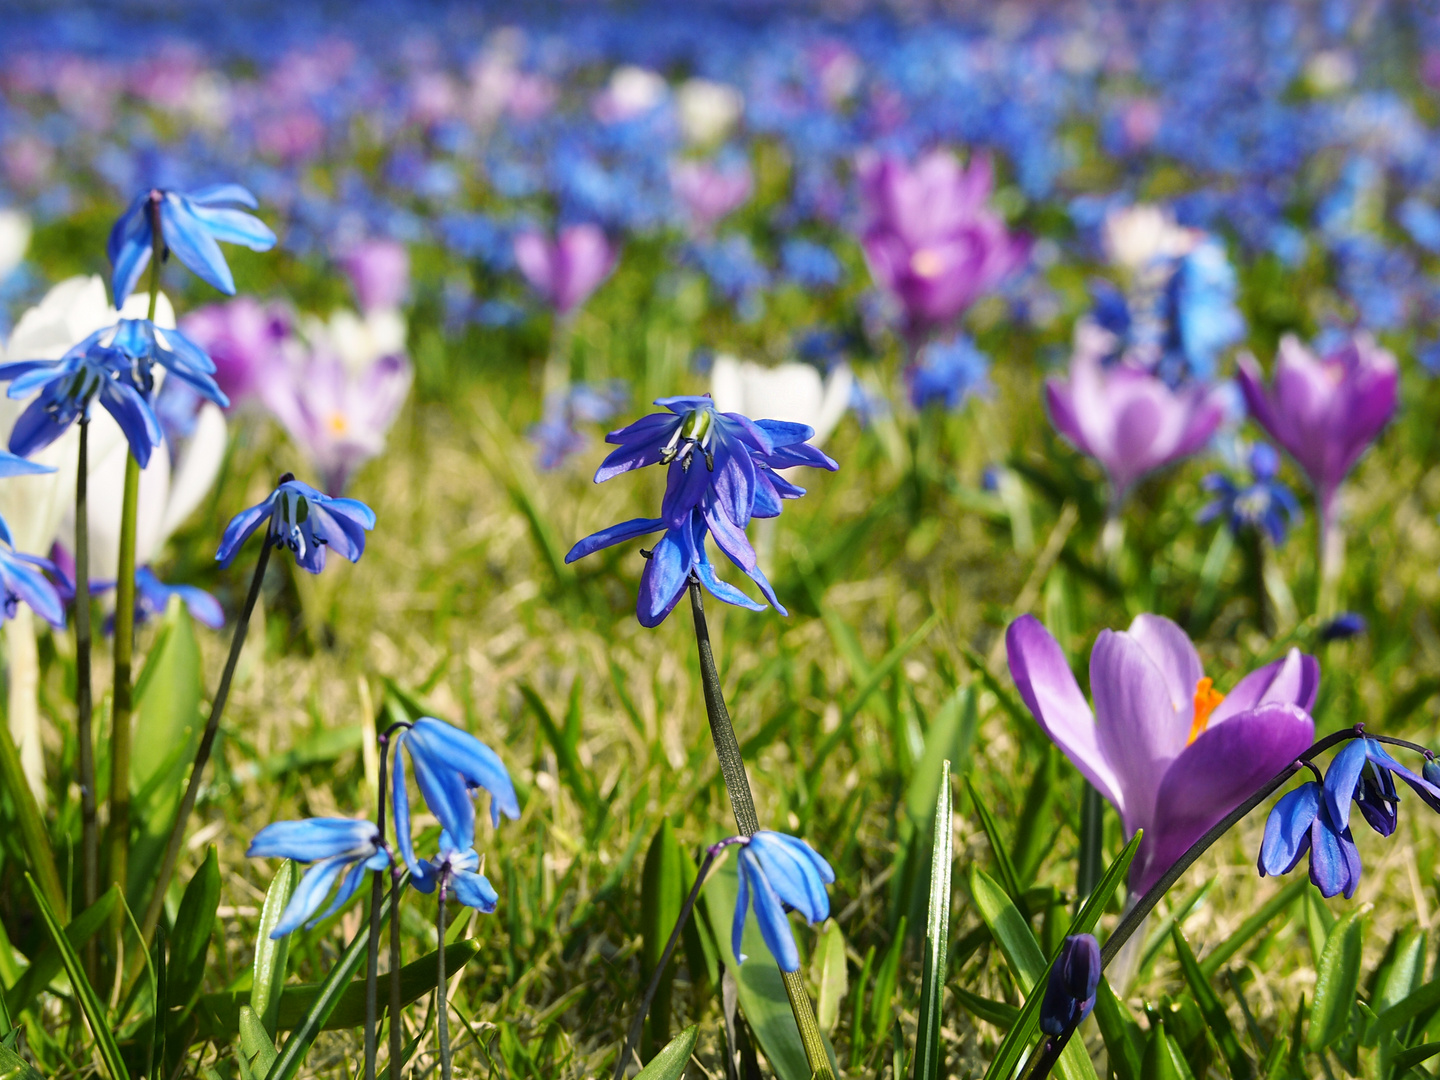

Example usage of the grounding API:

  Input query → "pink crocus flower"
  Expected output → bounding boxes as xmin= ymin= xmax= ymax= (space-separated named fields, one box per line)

xmin=1045 ymin=335 xmax=1226 ymax=506
xmin=857 ymin=150 xmax=1028 ymax=335
xmin=513 ymin=224 xmax=618 ymax=317
xmin=340 ymin=239 xmax=410 ymax=314
xmin=180 ymin=297 xmax=294 ymax=409
xmin=1007 ymin=613 xmax=1318 ymax=894
xmin=671 ymin=160 xmax=753 ymax=236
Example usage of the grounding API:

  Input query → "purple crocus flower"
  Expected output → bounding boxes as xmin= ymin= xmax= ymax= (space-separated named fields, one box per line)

xmin=1235 ymin=333 xmax=1398 ymax=529
xmin=671 ymin=160 xmax=753 ymax=236
xmin=1006 ymin=613 xmax=1318 ymax=894
xmin=857 ymin=151 xmax=1028 ymax=335
xmin=180 ymin=297 xmax=293 ymax=409
xmin=340 ymin=238 xmax=409 ymax=313
xmin=513 ymin=224 xmax=617 ymax=317
xmin=1045 ymin=347 xmax=1226 ymax=505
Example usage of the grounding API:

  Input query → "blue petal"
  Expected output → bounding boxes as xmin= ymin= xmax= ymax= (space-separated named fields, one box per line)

xmin=216 ymin=497 xmax=274 ymax=566
xmin=1310 ymin=808 xmax=1362 ymax=900
xmin=391 ymin=730 xmax=427 ymax=885
xmin=709 ymin=438 xmax=757 ymax=530
xmin=272 ymin=855 xmax=351 ymax=938
xmin=1323 ymin=740 xmax=1369 ymax=833
xmin=704 ymin=504 xmax=786 ymax=615
xmin=451 ymin=870 xmax=499 ymax=912
xmin=187 ymin=183 xmax=260 ymax=209
xmin=308 ymin=504 xmax=367 ymax=563
xmin=0 ymin=516 xmax=12 ymax=548
xmin=309 ymin=855 xmax=381 ymax=927
xmin=0 ymin=450 xmax=53 ymax=478
xmin=1258 ymin=782 xmax=1319 ymax=877
xmin=9 ymin=396 xmax=75 ymax=458
xmin=594 ymin=439 xmax=668 ymax=483
xmin=405 ymin=726 xmax=478 ymax=851
xmin=637 ymin=522 xmax=693 ymax=628
xmin=740 ymin=847 xmax=801 ymax=972
xmin=322 ymin=495 xmax=378 ymax=531
xmin=733 ymin=852 xmax=750 ymax=965
xmin=108 ymin=195 xmax=153 ymax=304
xmin=566 ymin=517 xmax=665 ymax=564
xmin=654 ymin=395 xmax=712 ymax=414
xmin=0 ymin=552 xmax=65 ymax=629
xmin=0 ymin=360 xmax=64 ymax=398
xmin=161 ymin=194 xmax=235 ymax=295
xmin=186 ymin=203 xmax=277 ymax=251
xmin=749 ymin=832 xmax=831 ymax=924
xmin=98 ymin=382 xmax=161 ymax=468
xmin=411 ymin=717 xmax=519 ymax=826
xmin=751 ymin=419 xmax=816 ymax=448
xmin=660 ymin=455 xmax=712 ymax=528
xmin=1365 ymin=740 xmax=1440 ymax=813
xmin=248 ymin=817 xmax=379 ymax=861
xmin=170 ymin=583 xmax=225 ymax=629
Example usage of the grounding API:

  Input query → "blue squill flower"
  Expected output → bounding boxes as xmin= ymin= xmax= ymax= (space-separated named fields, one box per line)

xmin=733 ymin=831 xmax=834 ymax=973
xmin=1258 ymin=781 xmax=1361 ymax=898
xmin=906 ymin=335 xmax=990 ymax=412
xmin=0 ymin=331 xmax=162 ymax=467
xmin=0 ymin=451 xmax=52 ymax=478
xmin=1324 ymin=738 xmax=1440 ymax=839
xmin=391 ymin=717 xmax=519 ymax=879
xmin=528 ymin=381 xmax=628 ymax=471
xmin=216 ymin=478 xmax=375 ymax=574
xmin=1319 ymin=613 xmax=1367 ymax=642
xmin=109 ymin=185 xmax=277 ymax=304
xmin=106 ymin=319 xmax=229 ymax=408
xmin=1039 ymin=934 xmax=1101 ymax=1038
xmin=780 ymin=239 xmax=843 ymax=290
xmin=408 ymin=831 xmax=499 ymax=913
xmin=247 ymin=817 xmax=389 ymax=938
xmin=0 ymin=519 xmax=65 ymax=630
xmin=133 ymin=567 xmax=224 ymax=629
xmin=1200 ymin=443 xmax=1301 ymax=545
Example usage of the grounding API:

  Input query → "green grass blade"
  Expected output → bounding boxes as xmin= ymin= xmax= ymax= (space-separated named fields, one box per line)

xmin=1391 ymin=1041 xmax=1440 ymax=1073
xmin=1369 ymin=979 xmax=1440 ymax=1043
xmin=1199 ymin=878 xmax=1306 ymax=977
xmin=954 ymin=987 xmax=1018 ymax=1030
xmin=868 ymin=915 xmax=907 ymax=1048
xmin=252 ymin=860 xmax=297 ymax=1037
xmin=5 ymin=884 xmax=119 ymax=1018
xmin=911 ymin=760 xmax=952 ymax=1080
xmin=634 ymin=1024 xmax=698 ymax=1080
xmin=24 ymin=874 xmax=129 ymax=1080
xmin=1091 ymin=979 xmax=1141 ymax=1080
xmin=981 ymin=830 xmax=1141 ymax=1080
xmin=1173 ymin=926 xmax=1252 ymax=1079
xmin=966 ymin=779 xmax=1027 ymax=913
xmin=0 ymin=1044 xmax=43 ymax=1080
xmin=168 ymin=846 xmax=221 ymax=1012
xmin=1308 ymin=909 xmax=1364 ymax=1051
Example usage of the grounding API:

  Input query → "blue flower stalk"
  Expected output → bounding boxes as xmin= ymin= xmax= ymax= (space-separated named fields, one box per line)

xmin=138 ymin=476 xmax=377 ymax=948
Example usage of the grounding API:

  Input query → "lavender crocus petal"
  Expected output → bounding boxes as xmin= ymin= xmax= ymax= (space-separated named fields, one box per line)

xmin=565 ymin=517 xmax=665 ymax=563
xmin=1125 ymin=614 xmax=1204 ymax=718
xmin=1323 ymin=739 xmax=1370 ymax=833
xmin=161 ymin=194 xmax=237 ymax=295
xmin=1044 ymin=379 xmax=1086 ymax=451
xmin=1005 ymin=616 xmax=1125 ymax=819
xmin=740 ymin=847 xmax=802 ymax=972
xmin=637 ymin=523 xmax=690 ymax=628
xmin=272 ymin=855 xmax=351 ymax=937
xmin=1210 ymin=648 xmax=1320 ymax=724
xmin=451 ymin=870 xmax=499 ymax=912
xmin=1135 ymin=703 xmax=1315 ymax=893
xmin=1258 ymin=782 xmax=1320 ymax=878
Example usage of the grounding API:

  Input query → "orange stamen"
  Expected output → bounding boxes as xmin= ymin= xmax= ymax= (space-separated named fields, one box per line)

xmin=1188 ymin=677 xmax=1225 ymax=745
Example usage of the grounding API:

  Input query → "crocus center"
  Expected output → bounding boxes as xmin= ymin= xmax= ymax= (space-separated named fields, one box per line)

xmin=1187 ymin=677 xmax=1225 ymax=745
xmin=909 ymin=247 xmax=946 ymax=278
xmin=327 ymin=411 xmax=349 ymax=435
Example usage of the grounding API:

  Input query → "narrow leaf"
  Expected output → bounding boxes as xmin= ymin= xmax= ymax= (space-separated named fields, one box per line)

xmin=912 ymin=760 xmax=952 ymax=1080
xmin=812 ymin=921 xmax=847 ymax=1033
xmin=238 ymin=1005 xmax=278 ymax=1074
xmin=1308 ymin=908 xmax=1364 ymax=1051
xmin=634 ymin=1024 xmax=698 ymax=1080
xmin=5 ymin=885 xmax=119 ymax=1017
xmin=869 ymin=916 xmax=907 ymax=1047
xmin=1173 ymin=926 xmax=1252 ymax=1079
xmin=1200 ymin=878 xmax=1306 ymax=977
xmin=169 ymin=846 xmax=221 ymax=1014
xmin=1369 ymin=979 xmax=1440 ymax=1043
xmin=954 ymin=987 xmax=1018 ymax=1030
xmin=640 ymin=819 xmax=685 ymax=1059
xmin=1092 ymin=979 xmax=1141 ymax=1080
xmin=251 ymin=860 xmax=297 ymax=1037
xmin=967 ymin=780 xmax=1026 ymax=912
xmin=25 ymin=874 xmax=129 ymax=1080
xmin=0 ymin=1044 xmax=43 ymax=1080
xmin=1391 ymin=1041 xmax=1440 ymax=1072
xmin=969 ymin=868 xmax=1044 ymax=985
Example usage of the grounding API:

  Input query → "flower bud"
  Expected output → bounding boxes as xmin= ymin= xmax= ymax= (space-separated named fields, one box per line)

xmin=1039 ymin=933 xmax=1101 ymax=1037
xmin=1424 ymin=758 xmax=1440 ymax=789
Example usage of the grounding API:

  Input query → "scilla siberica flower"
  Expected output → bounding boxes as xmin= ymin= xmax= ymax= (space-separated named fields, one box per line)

xmin=391 ymin=717 xmax=520 ymax=885
xmin=104 ymin=319 xmax=229 ymax=408
xmin=1200 ymin=443 xmax=1301 ymax=545
xmin=109 ymin=185 xmax=277 ymax=304
xmin=1324 ymin=738 xmax=1440 ymax=838
xmin=130 ymin=567 xmax=225 ymax=630
xmin=247 ymin=818 xmax=389 ymax=937
xmin=1039 ymin=934 xmax=1101 ymax=1038
xmin=216 ymin=477 xmax=375 ymax=574
xmin=409 ymin=831 xmax=499 ymax=913
xmin=0 ymin=330 xmax=163 ymax=466
xmin=1258 ymin=780 xmax=1361 ymax=898
xmin=731 ymin=831 xmax=834 ymax=973
xmin=906 ymin=334 xmax=990 ymax=412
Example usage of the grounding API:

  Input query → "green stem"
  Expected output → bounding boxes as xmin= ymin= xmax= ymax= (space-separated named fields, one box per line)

xmin=138 ymin=538 xmax=272 ymax=947
xmin=688 ymin=581 xmax=832 ymax=1080
xmin=0 ymin=709 xmax=64 ymax=918
xmin=1075 ymin=783 xmax=1103 ymax=910
xmin=75 ymin=419 xmax=97 ymax=914
xmin=437 ymin=884 xmax=452 ymax=1080
xmin=106 ymin=449 xmax=140 ymax=918
xmin=389 ymin=868 xmax=404 ymax=1080
xmin=365 ymin=727 xmax=392 ymax=1080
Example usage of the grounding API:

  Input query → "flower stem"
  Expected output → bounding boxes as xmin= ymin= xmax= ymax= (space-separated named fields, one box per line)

xmin=1317 ymin=496 xmax=1343 ymax=620
xmin=436 ymin=883 xmax=452 ymax=1080
xmin=389 ymin=868 xmax=405 ymax=1080
xmin=75 ymin=418 xmax=98 ymax=972
xmin=687 ymin=581 xmax=833 ymax=1080
xmin=138 ymin=538 xmax=272 ymax=947
xmin=612 ymin=847 xmax=719 ymax=1080
xmin=365 ymin=730 xmax=392 ymax=1080
xmin=106 ymin=448 xmax=141 ymax=922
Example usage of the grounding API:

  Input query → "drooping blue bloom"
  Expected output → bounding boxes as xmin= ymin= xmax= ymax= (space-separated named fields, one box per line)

xmin=133 ymin=567 xmax=224 ymax=630
xmin=1258 ymin=781 xmax=1361 ymax=899
xmin=109 ymin=185 xmax=277 ymax=304
xmin=733 ymin=831 xmax=834 ymax=973
xmin=1200 ymin=443 xmax=1302 ymax=545
xmin=1323 ymin=738 xmax=1440 ymax=839
xmin=0 ymin=523 xmax=66 ymax=631
xmin=216 ymin=478 xmax=375 ymax=574
xmin=1167 ymin=238 xmax=1246 ymax=382
xmin=408 ymin=831 xmax=499 ymax=913
xmin=528 ymin=381 xmax=628 ymax=471
xmin=0 ymin=331 xmax=162 ymax=467
xmin=247 ymin=818 xmax=389 ymax=938
xmin=906 ymin=335 xmax=990 ymax=412
xmin=106 ymin=319 xmax=229 ymax=408
xmin=391 ymin=717 xmax=519 ymax=881
xmin=1039 ymin=934 xmax=1101 ymax=1038
xmin=1319 ymin=613 xmax=1367 ymax=642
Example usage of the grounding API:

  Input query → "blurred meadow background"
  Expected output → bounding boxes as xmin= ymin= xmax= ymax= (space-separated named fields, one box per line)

xmin=3 ymin=1 xmax=1440 ymax=1078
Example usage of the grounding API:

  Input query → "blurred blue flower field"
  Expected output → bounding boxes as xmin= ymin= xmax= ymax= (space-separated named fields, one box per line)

xmin=2 ymin=2 xmax=1440 ymax=1078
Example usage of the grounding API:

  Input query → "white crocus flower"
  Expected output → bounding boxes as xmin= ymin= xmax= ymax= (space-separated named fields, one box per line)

xmin=676 ymin=78 xmax=744 ymax=145
xmin=1101 ymin=204 xmax=1199 ymax=273
xmin=710 ymin=354 xmax=853 ymax=448
xmin=0 ymin=210 xmax=32 ymax=284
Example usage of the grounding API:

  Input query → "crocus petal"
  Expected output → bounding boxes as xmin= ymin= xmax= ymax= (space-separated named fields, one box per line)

xmin=1125 ymin=614 xmax=1204 ymax=718
xmin=1006 ymin=616 xmax=1126 ymax=819
xmin=1137 ymin=703 xmax=1315 ymax=893
xmin=1210 ymin=648 xmax=1320 ymax=724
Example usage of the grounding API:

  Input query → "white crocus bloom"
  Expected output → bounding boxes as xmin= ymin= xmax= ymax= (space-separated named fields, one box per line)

xmin=1101 ymin=204 xmax=1199 ymax=272
xmin=301 ymin=307 xmax=406 ymax=373
xmin=0 ymin=210 xmax=32 ymax=284
xmin=676 ymin=78 xmax=744 ymax=145
xmin=710 ymin=354 xmax=853 ymax=448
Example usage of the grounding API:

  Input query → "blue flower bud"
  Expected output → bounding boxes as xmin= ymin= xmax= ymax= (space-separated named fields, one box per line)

xmin=1319 ymin=613 xmax=1367 ymax=642
xmin=1039 ymin=934 xmax=1101 ymax=1037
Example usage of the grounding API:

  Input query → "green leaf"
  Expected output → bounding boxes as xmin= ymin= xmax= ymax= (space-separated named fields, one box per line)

xmin=981 ymin=830 xmax=1142 ymax=1080
xmin=640 ymin=819 xmax=685 ymax=1059
xmin=869 ymin=915 xmax=907 ymax=1048
xmin=1391 ymin=1041 xmax=1440 ymax=1073
xmin=954 ymin=987 xmax=1018 ymax=1030
xmin=1143 ymin=1021 xmax=1198 ymax=1080
xmin=1137 ymin=881 xmax=1213 ymax=979
xmin=969 ymin=868 xmax=1044 ymax=984
xmin=633 ymin=1024 xmax=698 ymax=1080
xmin=152 ymin=923 xmax=168 ymax=1080
xmin=1172 ymin=926 xmax=1252 ymax=1079
xmin=1303 ymin=889 xmax=1335 ymax=969
xmin=24 ymin=874 xmax=129 ymax=1080
xmin=812 ymin=921 xmax=847 ymax=1033
xmin=967 ymin=786 xmax=1028 ymax=916
xmin=1200 ymin=878 xmax=1306 ymax=977
xmin=1092 ymin=979 xmax=1141 ymax=1080
xmin=1308 ymin=908 xmax=1364 ymax=1051
xmin=251 ymin=861 xmax=298 ymax=1037
xmin=519 ymin=684 xmax=595 ymax=811
xmin=1368 ymin=979 xmax=1440 ymax=1043
xmin=0 ymin=1044 xmax=43 ymax=1080
xmin=1011 ymin=745 xmax=1059 ymax=887
xmin=903 ymin=691 xmax=974 ymax=826
xmin=238 ymin=1006 xmax=278 ymax=1075
xmin=168 ymin=847 xmax=221 ymax=1013
xmin=5 ymin=885 xmax=119 ymax=1018
xmin=701 ymin=856 xmax=840 ymax=1080
xmin=1376 ymin=928 xmax=1428 ymax=1015
xmin=912 ymin=760 xmax=952 ymax=1080
xmin=204 ymin=939 xmax=474 ymax=1041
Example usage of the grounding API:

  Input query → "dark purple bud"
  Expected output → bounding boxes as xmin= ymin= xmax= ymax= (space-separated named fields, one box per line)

xmin=1039 ymin=933 xmax=1101 ymax=1037
xmin=1319 ymin=613 xmax=1367 ymax=642
xmin=1423 ymin=759 xmax=1440 ymax=789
